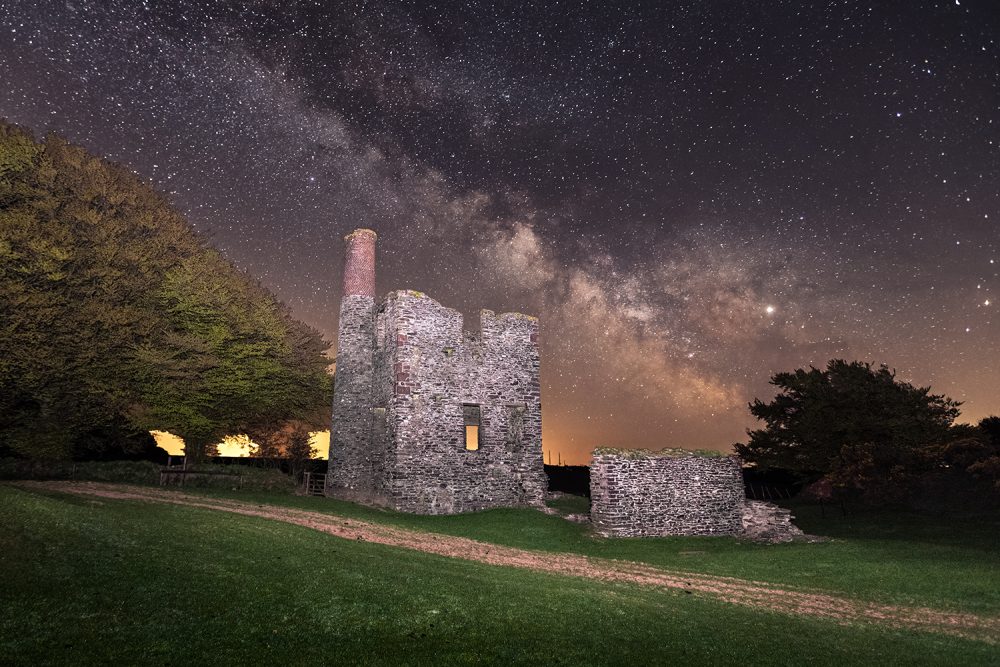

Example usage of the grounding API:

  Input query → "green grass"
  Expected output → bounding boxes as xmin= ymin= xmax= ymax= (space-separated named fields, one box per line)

xmin=545 ymin=493 xmax=592 ymax=516
xmin=1 ymin=485 xmax=996 ymax=666
xmin=162 ymin=488 xmax=1000 ymax=617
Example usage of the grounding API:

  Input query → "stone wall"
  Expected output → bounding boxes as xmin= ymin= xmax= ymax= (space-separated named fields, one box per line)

xmin=325 ymin=294 xmax=381 ymax=502
xmin=326 ymin=228 xmax=547 ymax=515
xmin=381 ymin=291 xmax=547 ymax=514
xmin=590 ymin=451 xmax=744 ymax=537
xmin=326 ymin=229 xmax=383 ymax=502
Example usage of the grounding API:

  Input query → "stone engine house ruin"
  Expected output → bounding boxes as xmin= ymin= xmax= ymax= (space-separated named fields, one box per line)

xmin=326 ymin=229 xmax=548 ymax=514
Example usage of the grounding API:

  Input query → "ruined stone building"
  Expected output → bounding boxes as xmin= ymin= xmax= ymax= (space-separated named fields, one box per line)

xmin=590 ymin=448 xmax=806 ymax=542
xmin=326 ymin=229 xmax=548 ymax=514
xmin=590 ymin=449 xmax=745 ymax=537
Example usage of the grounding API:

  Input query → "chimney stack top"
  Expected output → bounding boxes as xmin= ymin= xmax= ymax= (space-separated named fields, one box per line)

xmin=344 ymin=228 xmax=378 ymax=242
xmin=342 ymin=228 xmax=377 ymax=299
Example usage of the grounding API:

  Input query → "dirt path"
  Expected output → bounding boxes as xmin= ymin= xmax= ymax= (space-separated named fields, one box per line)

xmin=15 ymin=481 xmax=1000 ymax=643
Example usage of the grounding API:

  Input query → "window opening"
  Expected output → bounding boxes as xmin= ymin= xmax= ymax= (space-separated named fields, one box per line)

xmin=463 ymin=404 xmax=481 ymax=451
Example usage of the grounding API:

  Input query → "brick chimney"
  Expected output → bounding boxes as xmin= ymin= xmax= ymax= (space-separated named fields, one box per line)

xmin=342 ymin=228 xmax=377 ymax=298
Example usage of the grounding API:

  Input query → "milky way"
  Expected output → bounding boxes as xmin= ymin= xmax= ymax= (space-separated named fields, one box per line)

xmin=2 ymin=1 xmax=997 ymax=463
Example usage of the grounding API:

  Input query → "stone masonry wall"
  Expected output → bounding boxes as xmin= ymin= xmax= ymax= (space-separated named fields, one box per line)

xmin=381 ymin=290 xmax=547 ymax=514
xmin=326 ymin=229 xmax=381 ymax=502
xmin=326 ymin=294 xmax=381 ymax=502
xmin=590 ymin=452 xmax=744 ymax=537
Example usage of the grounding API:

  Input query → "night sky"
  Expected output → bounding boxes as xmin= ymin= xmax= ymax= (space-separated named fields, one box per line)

xmin=2 ymin=1 xmax=997 ymax=463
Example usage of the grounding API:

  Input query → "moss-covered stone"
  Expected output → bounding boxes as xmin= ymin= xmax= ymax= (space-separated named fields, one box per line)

xmin=592 ymin=446 xmax=730 ymax=459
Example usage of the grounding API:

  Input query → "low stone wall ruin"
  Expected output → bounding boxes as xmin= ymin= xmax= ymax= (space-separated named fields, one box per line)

xmin=589 ymin=450 xmax=745 ymax=537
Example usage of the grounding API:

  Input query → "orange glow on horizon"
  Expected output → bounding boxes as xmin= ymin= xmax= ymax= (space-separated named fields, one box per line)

xmin=151 ymin=430 xmax=330 ymax=459
xmin=153 ymin=423 xmax=743 ymax=468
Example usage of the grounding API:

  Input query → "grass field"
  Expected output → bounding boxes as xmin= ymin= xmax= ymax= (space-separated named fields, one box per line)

xmin=1 ymin=484 xmax=998 ymax=665
xmin=174 ymin=486 xmax=1000 ymax=616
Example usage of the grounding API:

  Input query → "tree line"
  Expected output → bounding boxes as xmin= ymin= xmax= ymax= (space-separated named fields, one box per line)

xmin=737 ymin=360 xmax=1000 ymax=508
xmin=0 ymin=120 xmax=332 ymax=462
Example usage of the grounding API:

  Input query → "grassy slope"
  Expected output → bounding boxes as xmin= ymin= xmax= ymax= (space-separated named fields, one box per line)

xmin=0 ymin=485 xmax=996 ymax=666
xmin=165 ymin=488 xmax=1000 ymax=616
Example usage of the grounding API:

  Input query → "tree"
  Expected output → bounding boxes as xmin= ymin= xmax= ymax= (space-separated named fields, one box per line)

xmin=0 ymin=120 xmax=332 ymax=460
xmin=1 ymin=123 xmax=177 ymax=457
xmin=285 ymin=424 xmax=318 ymax=481
xmin=978 ymin=416 xmax=1000 ymax=448
xmin=131 ymin=249 xmax=332 ymax=460
xmin=736 ymin=360 xmax=961 ymax=500
xmin=246 ymin=420 xmax=318 ymax=457
xmin=967 ymin=417 xmax=1000 ymax=491
xmin=245 ymin=420 xmax=300 ymax=460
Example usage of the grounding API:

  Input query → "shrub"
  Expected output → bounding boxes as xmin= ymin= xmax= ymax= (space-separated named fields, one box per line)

xmin=0 ymin=459 xmax=296 ymax=492
xmin=0 ymin=459 xmax=160 ymax=484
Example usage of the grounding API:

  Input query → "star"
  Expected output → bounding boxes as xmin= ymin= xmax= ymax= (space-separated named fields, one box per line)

xmin=1 ymin=1 xmax=995 ymax=462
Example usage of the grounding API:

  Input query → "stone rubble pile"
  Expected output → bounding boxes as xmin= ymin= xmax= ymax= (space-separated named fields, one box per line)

xmin=740 ymin=500 xmax=806 ymax=543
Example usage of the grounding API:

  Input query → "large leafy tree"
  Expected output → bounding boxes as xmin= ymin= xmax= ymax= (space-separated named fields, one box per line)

xmin=736 ymin=360 xmax=961 ymax=495
xmin=0 ymin=121 xmax=332 ymax=460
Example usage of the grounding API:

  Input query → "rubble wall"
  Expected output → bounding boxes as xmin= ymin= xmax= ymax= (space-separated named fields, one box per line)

xmin=590 ymin=451 xmax=744 ymax=537
xmin=384 ymin=291 xmax=547 ymax=514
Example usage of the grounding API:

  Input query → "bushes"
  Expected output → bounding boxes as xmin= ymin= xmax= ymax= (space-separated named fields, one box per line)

xmin=174 ymin=464 xmax=296 ymax=492
xmin=0 ymin=459 xmax=160 ymax=484
xmin=0 ymin=459 xmax=296 ymax=492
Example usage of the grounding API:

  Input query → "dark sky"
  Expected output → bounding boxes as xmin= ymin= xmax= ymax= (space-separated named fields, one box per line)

xmin=2 ymin=1 xmax=997 ymax=463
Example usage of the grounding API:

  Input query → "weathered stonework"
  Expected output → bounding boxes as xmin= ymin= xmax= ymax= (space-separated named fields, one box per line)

xmin=590 ymin=450 xmax=745 ymax=537
xmin=326 ymin=229 xmax=380 ymax=503
xmin=327 ymin=230 xmax=547 ymax=514
xmin=741 ymin=500 xmax=806 ymax=543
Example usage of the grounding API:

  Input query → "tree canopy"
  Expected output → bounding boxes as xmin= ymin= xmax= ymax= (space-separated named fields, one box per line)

xmin=737 ymin=360 xmax=959 ymax=473
xmin=0 ymin=121 xmax=332 ymax=460
xmin=736 ymin=360 xmax=1000 ymax=505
